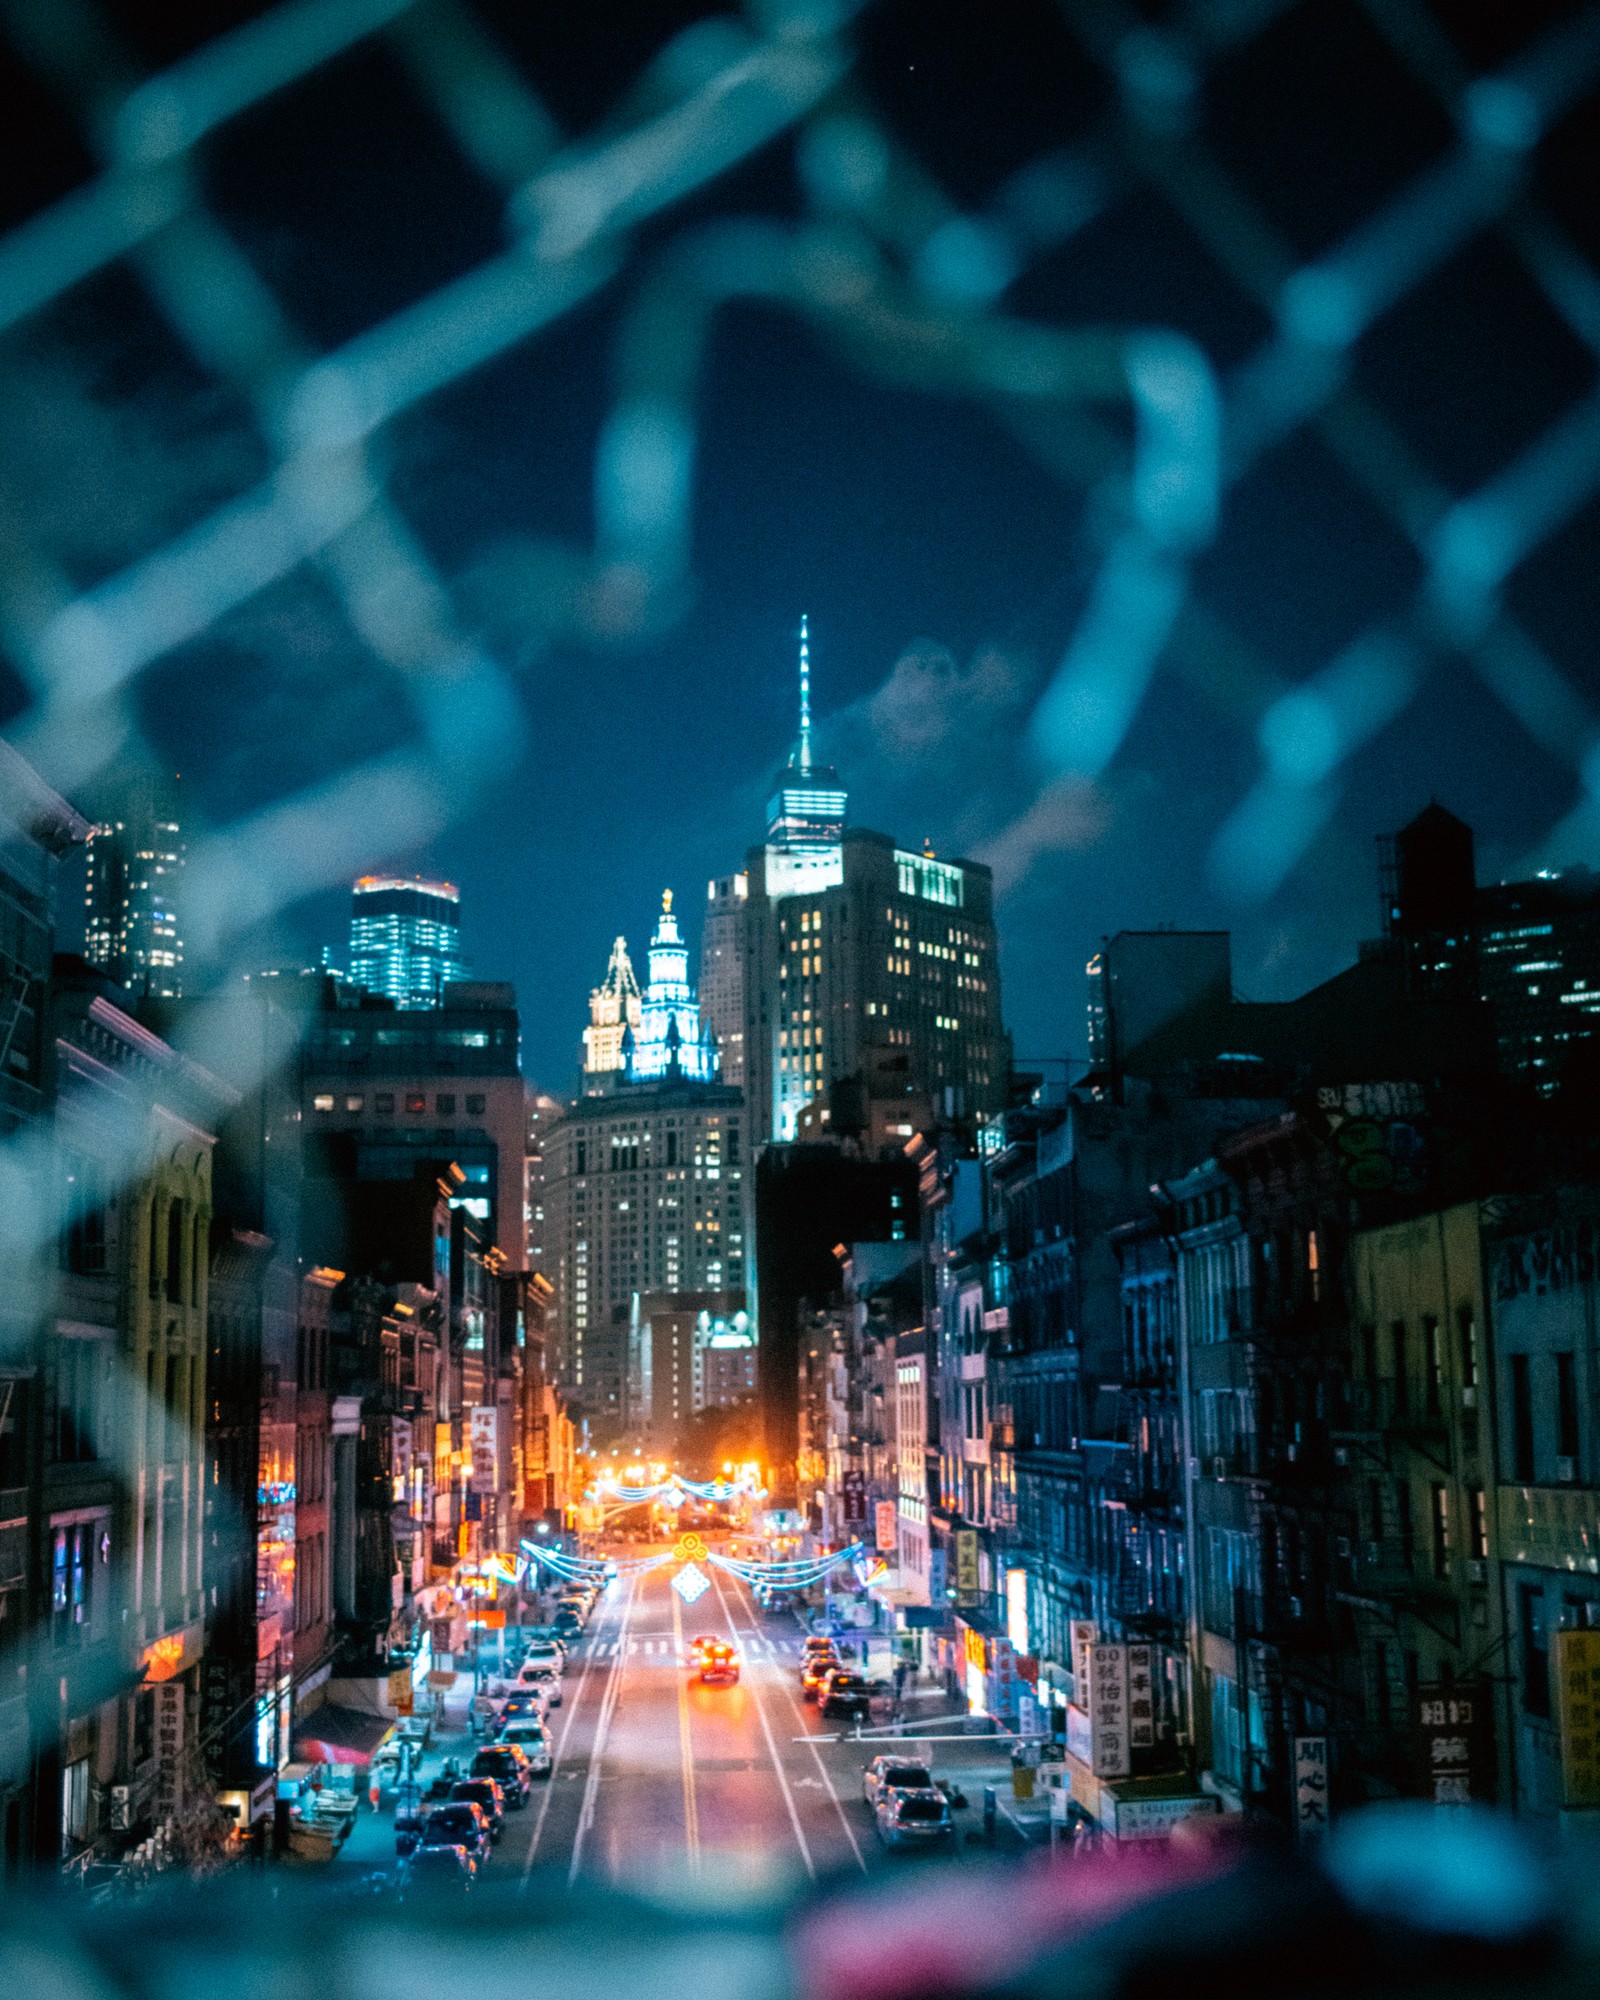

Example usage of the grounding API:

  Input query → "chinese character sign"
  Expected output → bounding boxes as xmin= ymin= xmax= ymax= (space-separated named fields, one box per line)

xmin=154 ymin=1682 xmax=185 ymax=1823
xmin=875 ymin=1500 xmax=898 ymax=1553
xmin=1088 ymin=1642 xmax=1129 ymax=1778
xmin=1294 ymin=1735 xmax=1329 ymax=1840
xmin=1127 ymin=1642 xmax=1156 ymax=1750
xmin=1071 ymin=1620 xmax=1097 ymax=1706
xmin=955 ymin=1530 xmax=980 ymax=1604
xmin=1555 ymin=1629 xmax=1600 ymax=1808
xmin=1415 ymin=1683 xmax=1491 ymax=1806
xmin=470 ymin=1406 xmax=498 ymax=1496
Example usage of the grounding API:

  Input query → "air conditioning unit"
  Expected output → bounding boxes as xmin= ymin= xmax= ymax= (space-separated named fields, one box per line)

xmin=1557 ymin=1456 xmax=1577 ymax=1484
xmin=1462 ymin=1386 xmax=1477 ymax=1409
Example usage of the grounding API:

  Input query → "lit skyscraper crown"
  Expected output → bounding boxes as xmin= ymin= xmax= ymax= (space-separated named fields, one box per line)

xmin=767 ymin=613 xmax=847 ymax=848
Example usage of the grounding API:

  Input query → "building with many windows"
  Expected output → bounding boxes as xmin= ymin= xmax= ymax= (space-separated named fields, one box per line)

xmin=627 ymin=891 xmax=719 ymax=1083
xmin=581 ymin=937 xmax=641 ymax=1086
xmin=347 ymin=876 xmax=464 ymax=1010
xmin=542 ymin=1083 xmax=746 ymax=1441
xmin=699 ymin=873 xmax=748 ymax=1088
xmin=82 ymin=774 xmax=184 ymax=998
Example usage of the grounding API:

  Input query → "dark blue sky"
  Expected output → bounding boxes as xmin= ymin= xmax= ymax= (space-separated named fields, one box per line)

xmin=3 ymin=0 xmax=1597 ymax=1088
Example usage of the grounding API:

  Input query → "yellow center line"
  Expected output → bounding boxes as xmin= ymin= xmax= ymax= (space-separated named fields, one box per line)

xmin=671 ymin=1581 xmax=701 ymax=1869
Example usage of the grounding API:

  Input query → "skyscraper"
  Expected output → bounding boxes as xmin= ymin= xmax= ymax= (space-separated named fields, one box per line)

xmin=700 ymin=873 xmax=748 ymax=1088
xmin=627 ymin=890 xmax=719 ymax=1082
xmin=83 ymin=773 xmax=185 ymax=997
xmin=348 ymin=875 xmax=464 ymax=1008
xmin=740 ymin=619 xmax=1008 ymax=1143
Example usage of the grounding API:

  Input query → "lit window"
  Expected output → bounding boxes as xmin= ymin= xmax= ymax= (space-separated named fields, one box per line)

xmin=406 ymin=1093 xmax=426 ymax=1114
xmin=312 ymin=1094 xmax=335 ymax=1112
xmin=344 ymin=1095 xmax=363 ymax=1113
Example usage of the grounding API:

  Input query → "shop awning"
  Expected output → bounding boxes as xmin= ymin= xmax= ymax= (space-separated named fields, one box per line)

xmin=293 ymin=1705 xmax=393 ymax=1766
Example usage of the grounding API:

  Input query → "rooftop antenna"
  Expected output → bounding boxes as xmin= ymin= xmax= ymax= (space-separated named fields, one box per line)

xmin=798 ymin=612 xmax=812 ymax=775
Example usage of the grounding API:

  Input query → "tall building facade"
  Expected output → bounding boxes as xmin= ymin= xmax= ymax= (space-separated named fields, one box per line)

xmin=348 ymin=876 xmax=464 ymax=1009
xmin=542 ymin=1083 xmax=746 ymax=1439
xmin=82 ymin=774 xmax=184 ymax=997
xmin=738 ymin=620 xmax=1007 ymax=1144
xmin=699 ymin=873 xmax=748 ymax=1088
xmin=581 ymin=937 xmax=641 ymax=1086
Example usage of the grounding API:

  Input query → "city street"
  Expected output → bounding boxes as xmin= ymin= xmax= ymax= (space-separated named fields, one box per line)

xmin=337 ymin=1561 xmax=1039 ymax=1898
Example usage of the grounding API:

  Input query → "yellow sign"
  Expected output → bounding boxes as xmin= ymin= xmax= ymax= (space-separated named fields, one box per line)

xmin=387 ymin=1668 xmax=414 ymax=1716
xmin=674 ymin=1532 xmax=709 ymax=1563
xmin=1555 ymin=1628 xmax=1600 ymax=1807
xmin=964 ymin=1625 xmax=987 ymax=1671
xmin=955 ymin=1529 xmax=980 ymax=1602
xmin=141 ymin=1634 xmax=185 ymax=1683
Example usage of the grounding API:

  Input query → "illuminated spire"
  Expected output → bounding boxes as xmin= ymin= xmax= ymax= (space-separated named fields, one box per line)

xmin=798 ymin=612 xmax=812 ymax=775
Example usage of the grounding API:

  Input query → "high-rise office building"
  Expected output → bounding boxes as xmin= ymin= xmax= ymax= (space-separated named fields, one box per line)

xmin=83 ymin=774 xmax=185 ymax=997
xmin=700 ymin=873 xmax=748 ymax=1088
xmin=740 ymin=619 xmax=1008 ymax=1143
xmin=582 ymin=936 xmax=641 ymax=1087
xmin=348 ymin=875 xmax=464 ymax=1009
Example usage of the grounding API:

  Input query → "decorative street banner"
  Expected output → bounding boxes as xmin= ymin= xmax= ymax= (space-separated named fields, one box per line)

xmin=1554 ymin=1628 xmax=1600 ymax=1807
xmin=1088 ymin=1642 xmax=1129 ymax=1778
xmin=1294 ymin=1735 xmax=1329 ymax=1840
xmin=875 ymin=1500 xmax=897 ymax=1553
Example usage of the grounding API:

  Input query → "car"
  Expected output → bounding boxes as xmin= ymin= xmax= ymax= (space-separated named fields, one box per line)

xmin=497 ymin=1717 xmax=553 ymax=1775
xmin=874 ymin=1787 xmax=955 ymax=1849
xmin=818 ymin=1670 xmax=888 ymax=1721
xmin=861 ymin=1756 xmax=935 ymax=1808
xmin=521 ymin=1638 xmax=566 ymax=1675
xmin=500 ymin=1688 xmax=548 ymax=1724
xmin=800 ymin=1652 xmax=840 ymax=1700
xmin=472 ymin=1742 xmax=532 ymax=1806
xmin=687 ymin=1633 xmax=721 ymax=1664
xmin=518 ymin=1661 xmax=563 ymax=1706
xmin=552 ymin=1607 xmax=583 ymax=1638
xmin=417 ymin=1801 xmax=492 ymax=1866
xmin=698 ymin=1641 xmax=740 ymax=1687
xmin=398 ymin=1842 xmax=476 ymax=1894
xmin=449 ymin=1776 xmax=505 ymax=1839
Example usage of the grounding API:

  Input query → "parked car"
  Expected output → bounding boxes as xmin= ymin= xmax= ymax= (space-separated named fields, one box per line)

xmin=874 ymin=1787 xmax=955 ymax=1849
xmin=398 ymin=1843 xmax=476 ymax=1894
xmin=472 ymin=1742 xmax=532 ymax=1806
xmin=521 ymin=1638 xmax=567 ymax=1675
xmin=500 ymin=1688 xmax=548 ymax=1724
xmin=449 ymin=1776 xmax=505 ymax=1839
xmin=517 ymin=1660 xmax=563 ymax=1707
xmin=861 ymin=1756 xmax=935 ymax=1808
xmin=552 ymin=1606 xmax=583 ymax=1639
xmin=417 ymin=1801 xmax=492 ymax=1866
xmin=498 ymin=1716 xmax=553 ymax=1775
xmin=818 ymin=1670 xmax=888 ymax=1721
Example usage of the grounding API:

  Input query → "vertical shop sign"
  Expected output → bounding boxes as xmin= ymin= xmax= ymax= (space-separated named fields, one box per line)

xmin=1415 ymin=1683 xmax=1492 ymax=1804
xmin=1554 ymin=1629 xmax=1600 ymax=1807
xmin=1127 ymin=1643 xmax=1156 ymax=1750
xmin=1294 ymin=1736 xmax=1329 ymax=1840
xmin=875 ymin=1500 xmax=898 ymax=1553
xmin=154 ymin=1682 xmax=185 ymax=1822
xmin=1071 ymin=1620 xmax=1097 ymax=1705
xmin=470 ymin=1407 xmax=498 ymax=1496
xmin=1088 ymin=1642 xmax=1129 ymax=1778
xmin=955 ymin=1529 xmax=980 ymax=1604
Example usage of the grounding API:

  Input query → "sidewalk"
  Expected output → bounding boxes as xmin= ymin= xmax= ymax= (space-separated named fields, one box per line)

xmin=321 ymin=1680 xmax=481 ymax=1878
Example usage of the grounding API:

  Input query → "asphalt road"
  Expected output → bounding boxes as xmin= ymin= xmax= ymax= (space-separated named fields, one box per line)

xmin=346 ymin=1555 xmax=1027 ymax=1899
xmin=506 ymin=1559 xmax=873 ymax=1898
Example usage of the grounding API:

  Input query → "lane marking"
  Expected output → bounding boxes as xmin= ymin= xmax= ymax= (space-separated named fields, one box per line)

xmin=670 ymin=1582 xmax=701 ymax=1870
xmin=567 ymin=1572 xmax=639 ymax=1885
xmin=709 ymin=1564 xmax=815 ymax=1881
xmin=718 ymin=1572 xmax=865 ymax=1873
xmin=518 ymin=1593 xmax=625 ymax=1887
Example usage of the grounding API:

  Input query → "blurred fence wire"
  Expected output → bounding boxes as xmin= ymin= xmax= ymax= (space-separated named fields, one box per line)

xmin=0 ymin=0 xmax=1597 ymax=964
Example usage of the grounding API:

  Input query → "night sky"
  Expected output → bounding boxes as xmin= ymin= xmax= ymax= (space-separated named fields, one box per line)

xmin=2 ymin=0 xmax=1598 ymax=1088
